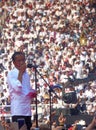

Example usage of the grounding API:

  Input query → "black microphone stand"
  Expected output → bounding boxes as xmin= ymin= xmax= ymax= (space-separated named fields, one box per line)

xmin=35 ymin=67 xmax=60 ymax=130
xmin=31 ymin=64 xmax=39 ymax=128
xmin=29 ymin=64 xmax=60 ymax=130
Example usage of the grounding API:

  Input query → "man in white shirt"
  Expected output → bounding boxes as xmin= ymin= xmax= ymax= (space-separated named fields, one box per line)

xmin=7 ymin=51 xmax=36 ymax=130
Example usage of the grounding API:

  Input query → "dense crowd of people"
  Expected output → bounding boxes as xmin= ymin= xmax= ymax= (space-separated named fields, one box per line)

xmin=0 ymin=0 xmax=96 ymax=129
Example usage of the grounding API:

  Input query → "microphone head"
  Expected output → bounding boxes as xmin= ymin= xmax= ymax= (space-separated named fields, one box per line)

xmin=27 ymin=64 xmax=33 ymax=68
xmin=27 ymin=64 xmax=39 ymax=68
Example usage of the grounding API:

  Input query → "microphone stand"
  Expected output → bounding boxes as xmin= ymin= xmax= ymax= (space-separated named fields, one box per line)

xmin=37 ymin=70 xmax=60 ymax=130
xmin=36 ymin=68 xmax=60 ymax=130
xmin=34 ymin=65 xmax=38 ymax=128
xmin=29 ymin=64 xmax=60 ymax=130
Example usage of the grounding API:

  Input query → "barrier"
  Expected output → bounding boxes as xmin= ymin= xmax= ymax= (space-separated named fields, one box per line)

xmin=0 ymin=105 xmax=94 ymax=126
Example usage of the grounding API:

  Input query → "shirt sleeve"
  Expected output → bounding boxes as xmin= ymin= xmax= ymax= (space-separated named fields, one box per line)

xmin=7 ymin=69 xmax=22 ymax=93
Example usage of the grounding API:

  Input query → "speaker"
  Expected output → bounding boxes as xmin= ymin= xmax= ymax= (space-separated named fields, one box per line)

xmin=62 ymin=91 xmax=77 ymax=104
xmin=70 ymin=108 xmax=79 ymax=115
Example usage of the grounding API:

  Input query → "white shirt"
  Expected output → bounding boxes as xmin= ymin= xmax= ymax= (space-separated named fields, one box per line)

xmin=7 ymin=68 xmax=33 ymax=116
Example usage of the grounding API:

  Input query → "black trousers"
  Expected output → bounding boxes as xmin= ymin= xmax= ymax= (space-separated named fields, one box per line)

xmin=12 ymin=115 xmax=32 ymax=130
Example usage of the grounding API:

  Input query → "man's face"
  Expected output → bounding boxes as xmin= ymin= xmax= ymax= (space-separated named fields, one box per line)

xmin=13 ymin=54 xmax=25 ymax=70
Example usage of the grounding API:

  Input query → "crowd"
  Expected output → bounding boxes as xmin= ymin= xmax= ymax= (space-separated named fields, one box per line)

xmin=0 ymin=0 xmax=96 ymax=129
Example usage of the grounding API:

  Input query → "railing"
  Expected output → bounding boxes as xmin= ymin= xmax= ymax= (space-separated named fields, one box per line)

xmin=0 ymin=102 xmax=95 ymax=121
xmin=0 ymin=104 xmax=49 ymax=121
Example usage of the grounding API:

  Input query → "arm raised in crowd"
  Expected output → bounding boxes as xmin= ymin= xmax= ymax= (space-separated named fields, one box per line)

xmin=86 ymin=117 xmax=96 ymax=130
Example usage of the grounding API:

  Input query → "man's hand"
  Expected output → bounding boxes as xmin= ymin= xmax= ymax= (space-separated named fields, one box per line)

xmin=19 ymin=63 xmax=26 ymax=74
xmin=18 ymin=63 xmax=26 ymax=82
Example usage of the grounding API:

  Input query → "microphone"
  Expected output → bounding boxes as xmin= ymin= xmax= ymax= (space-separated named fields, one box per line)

xmin=27 ymin=54 xmax=38 ymax=68
xmin=27 ymin=54 xmax=42 ymax=68
xmin=27 ymin=64 xmax=39 ymax=68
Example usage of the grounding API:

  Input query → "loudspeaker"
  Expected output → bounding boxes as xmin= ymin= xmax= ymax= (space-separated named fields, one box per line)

xmin=62 ymin=91 xmax=77 ymax=104
xmin=70 ymin=108 xmax=79 ymax=115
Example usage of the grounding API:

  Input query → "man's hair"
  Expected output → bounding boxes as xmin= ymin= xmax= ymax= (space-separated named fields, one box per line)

xmin=12 ymin=51 xmax=25 ymax=62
